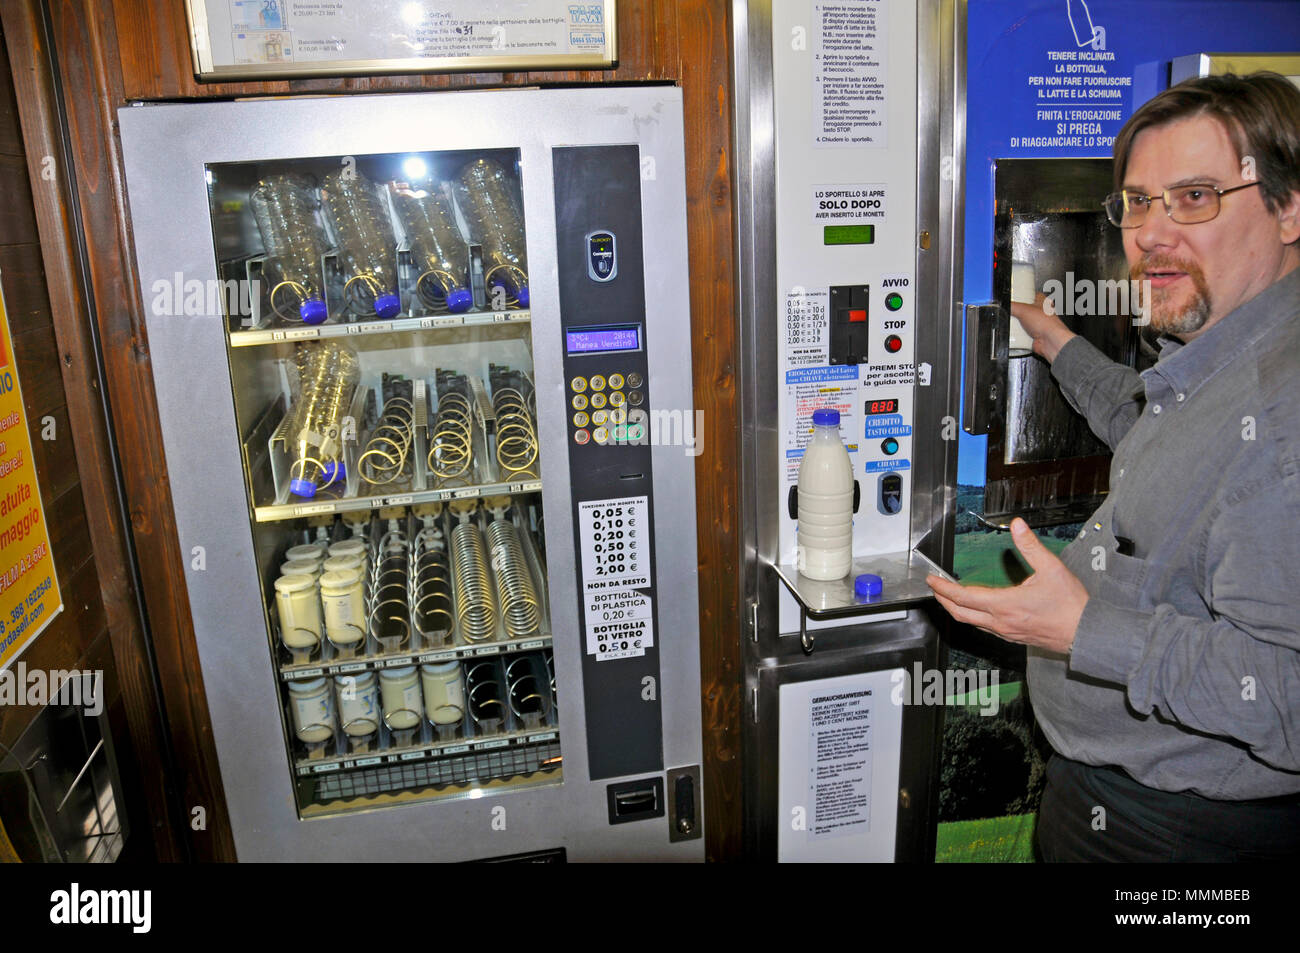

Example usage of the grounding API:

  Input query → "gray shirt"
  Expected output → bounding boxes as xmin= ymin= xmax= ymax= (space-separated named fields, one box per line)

xmin=1027 ymin=266 xmax=1300 ymax=799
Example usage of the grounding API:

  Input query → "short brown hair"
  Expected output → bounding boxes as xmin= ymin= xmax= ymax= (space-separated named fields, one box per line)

xmin=1113 ymin=71 xmax=1300 ymax=214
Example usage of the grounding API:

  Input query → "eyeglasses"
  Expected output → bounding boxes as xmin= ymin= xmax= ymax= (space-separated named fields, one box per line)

xmin=1104 ymin=181 xmax=1261 ymax=228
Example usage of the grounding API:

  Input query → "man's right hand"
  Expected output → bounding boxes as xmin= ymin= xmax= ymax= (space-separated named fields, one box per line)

xmin=1011 ymin=294 xmax=1077 ymax=363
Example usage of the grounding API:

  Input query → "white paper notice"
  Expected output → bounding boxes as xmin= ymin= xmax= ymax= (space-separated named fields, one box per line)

xmin=813 ymin=0 xmax=888 ymax=148
xmin=578 ymin=496 xmax=654 ymax=660
xmin=807 ymin=687 xmax=874 ymax=839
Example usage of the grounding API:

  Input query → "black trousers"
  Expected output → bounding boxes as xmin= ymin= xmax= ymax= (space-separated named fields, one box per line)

xmin=1035 ymin=755 xmax=1300 ymax=862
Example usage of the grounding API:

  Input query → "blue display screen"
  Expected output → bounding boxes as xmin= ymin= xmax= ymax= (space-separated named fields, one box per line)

xmin=565 ymin=325 xmax=641 ymax=355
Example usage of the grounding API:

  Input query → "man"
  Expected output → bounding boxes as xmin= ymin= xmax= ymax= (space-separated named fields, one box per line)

xmin=927 ymin=72 xmax=1300 ymax=861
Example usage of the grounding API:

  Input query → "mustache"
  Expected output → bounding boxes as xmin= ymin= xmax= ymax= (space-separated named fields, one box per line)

xmin=1129 ymin=255 xmax=1206 ymax=282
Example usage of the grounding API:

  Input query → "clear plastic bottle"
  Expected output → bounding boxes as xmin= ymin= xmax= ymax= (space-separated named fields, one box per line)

xmin=249 ymin=174 xmax=330 ymax=324
xmin=389 ymin=181 xmax=473 ymax=313
xmin=452 ymin=158 xmax=530 ymax=308
xmin=288 ymin=341 xmax=360 ymax=498
xmin=319 ymin=170 xmax=402 ymax=319
xmin=796 ymin=408 xmax=855 ymax=580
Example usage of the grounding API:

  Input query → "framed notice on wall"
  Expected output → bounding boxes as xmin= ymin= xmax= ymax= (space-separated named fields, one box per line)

xmin=0 ymin=280 xmax=64 ymax=673
xmin=185 ymin=0 xmax=617 ymax=80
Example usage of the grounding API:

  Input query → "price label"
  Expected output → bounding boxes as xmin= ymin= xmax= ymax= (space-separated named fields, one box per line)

xmin=362 ymin=322 xmax=393 ymax=334
xmin=386 ymin=495 xmax=414 ymax=506
xmin=295 ymin=504 xmax=336 ymax=516
xmin=578 ymin=496 xmax=651 ymax=592
xmin=286 ymin=328 xmax=319 ymax=340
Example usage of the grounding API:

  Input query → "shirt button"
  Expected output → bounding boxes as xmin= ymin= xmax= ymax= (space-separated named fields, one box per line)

xmin=1118 ymin=468 xmax=1125 ymax=478
xmin=1175 ymin=393 xmax=1185 ymax=402
xmin=1152 ymin=404 xmax=1162 ymax=415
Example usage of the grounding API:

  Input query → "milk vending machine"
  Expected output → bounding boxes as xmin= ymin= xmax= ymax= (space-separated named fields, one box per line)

xmin=118 ymin=87 xmax=703 ymax=861
xmin=734 ymin=0 xmax=959 ymax=860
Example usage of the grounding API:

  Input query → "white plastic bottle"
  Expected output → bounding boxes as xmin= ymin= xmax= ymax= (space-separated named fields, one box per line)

xmin=796 ymin=408 xmax=854 ymax=580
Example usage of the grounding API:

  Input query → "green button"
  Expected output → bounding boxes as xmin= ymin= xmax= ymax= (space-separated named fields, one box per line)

xmin=885 ymin=292 xmax=904 ymax=311
xmin=614 ymin=424 xmax=628 ymax=440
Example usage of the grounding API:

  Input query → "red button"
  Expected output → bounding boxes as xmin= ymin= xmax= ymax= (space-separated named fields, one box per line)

xmin=885 ymin=335 xmax=903 ymax=353
xmin=848 ymin=309 xmax=867 ymax=322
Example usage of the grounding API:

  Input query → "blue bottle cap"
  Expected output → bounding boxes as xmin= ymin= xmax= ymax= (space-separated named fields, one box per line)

xmin=855 ymin=573 xmax=883 ymax=599
xmin=374 ymin=292 xmax=401 ymax=319
xmin=445 ymin=287 xmax=473 ymax=313
xmin=812 ymin=408 xmax=840 ymax=427
xmin=515 ymin=285 xmax=530 ymax=308
xmin=321 ymin=461 xmax=346 ymax=483
xmin=299 ymin=298 xmax=328 ymax=325
xmin=289 ymin=477 xmax=317 ymax=498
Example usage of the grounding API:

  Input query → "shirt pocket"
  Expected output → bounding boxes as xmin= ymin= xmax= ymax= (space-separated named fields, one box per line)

xmin=1076 ymin=518 xmax=1149 ymax=607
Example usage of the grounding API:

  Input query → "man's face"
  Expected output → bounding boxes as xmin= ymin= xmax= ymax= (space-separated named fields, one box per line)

xmin=1122 ymin=114 xmax=1300 ymax=339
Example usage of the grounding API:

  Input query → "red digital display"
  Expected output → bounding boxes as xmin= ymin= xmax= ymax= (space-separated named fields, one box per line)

xmin=865 ymin=398 xmax=899 ymax=415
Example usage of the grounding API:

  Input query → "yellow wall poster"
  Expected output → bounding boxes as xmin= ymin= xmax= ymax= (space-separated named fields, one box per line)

xmin=0 ymin=281 xmax=63 ymax=673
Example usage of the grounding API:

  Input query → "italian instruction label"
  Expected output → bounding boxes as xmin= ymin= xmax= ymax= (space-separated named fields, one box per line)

xmin=578 ymin=496 xmax=653 ymax=660
xmin=812 ymin=182 xmax=887 ymax=223
xmin=813 ymin=0 xmax=888 ymax=147
xmin=783 ymin=366 xmax=860 ymax=484
xmin=808 ymin=688 xmax=875 ymax=840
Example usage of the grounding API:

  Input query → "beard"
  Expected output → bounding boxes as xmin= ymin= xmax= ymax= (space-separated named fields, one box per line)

xmin=1130 ymin=255 xmax=1213 ymax=334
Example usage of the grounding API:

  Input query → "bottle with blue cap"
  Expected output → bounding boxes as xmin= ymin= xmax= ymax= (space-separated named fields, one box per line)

xmin=250 ymin=174 xmax=331 ymax=324
xmin=796 ymin=408 xmax=855 ymax=580
xmin=452 ymin=158 xmax=530 ymax=309
xmin=319 ymin=170 xmax=403 ymax=320
xmin=390 ymin=181 xmax=474 ymax=313
xmin=287 ymin=341 xmax=359 ymax=499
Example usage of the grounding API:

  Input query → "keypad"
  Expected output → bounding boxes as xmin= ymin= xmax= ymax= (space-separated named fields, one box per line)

xmin=568 ymin=369 xmax=646 ymax=448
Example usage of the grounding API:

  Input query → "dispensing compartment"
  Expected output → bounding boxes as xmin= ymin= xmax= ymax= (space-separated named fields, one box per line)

xmin=204 ymin=146 xmax=564 ymax=818
xmin=967 ymin=158 xmax=1156 ymax=526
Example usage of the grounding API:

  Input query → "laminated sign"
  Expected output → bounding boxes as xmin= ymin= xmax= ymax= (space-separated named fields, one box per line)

xmin=0 ymin=283 xmax=63 ymax=672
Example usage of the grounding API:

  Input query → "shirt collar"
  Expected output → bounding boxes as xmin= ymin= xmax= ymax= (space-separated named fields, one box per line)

xmin=1143 ymin=267 xmax=1300 ymax=400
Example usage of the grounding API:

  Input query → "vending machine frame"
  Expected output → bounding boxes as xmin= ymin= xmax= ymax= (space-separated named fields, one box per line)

xmin=118 ymin=86 xmax=703 ymax=862
xmin=732 ymin=0 xmax=962 ymax=860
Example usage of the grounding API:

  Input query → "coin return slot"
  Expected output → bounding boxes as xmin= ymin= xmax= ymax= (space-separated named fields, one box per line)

xmin=606 ymin=777 xmax=665 ymax=825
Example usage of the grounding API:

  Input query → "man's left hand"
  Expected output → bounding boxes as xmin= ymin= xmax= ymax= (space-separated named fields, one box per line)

xmin=926 ymin=518 xmax=1088 ymax=654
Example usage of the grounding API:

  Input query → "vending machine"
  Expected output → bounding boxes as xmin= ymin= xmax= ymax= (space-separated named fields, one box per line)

xmin=733 ymin=0 xmax=958 ymax=861
xmin=118 ymin=86 xmax=703 ymax=861
xmin=733 ymin=0 xmax=1300 ymax=863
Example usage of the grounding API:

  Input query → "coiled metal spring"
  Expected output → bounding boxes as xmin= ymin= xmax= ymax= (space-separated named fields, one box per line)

xmin=428 ymin=390 xmax=474 ymax=485
xmin=464 ymin=659 xmax=505 ymax=729
xmin=412 ymin=527 xmax=453 ymax=647
xmin=451 ymin=522 xmax=496 ymax=642
xmin=358 ymin=395 xmax=414 ymax=486
xmin=485 ymin=520 xmax=540 ymax=639
xmin=492 ymin=386 xmax=538 ymax=476
xmin=505 ymin=654 xmax=547 ymax=726
xmin=369 ymin=523 xmax=411 ymax=651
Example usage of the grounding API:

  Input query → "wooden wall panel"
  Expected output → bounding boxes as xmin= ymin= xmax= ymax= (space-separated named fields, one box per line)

xmin=0 ymin=17 xmax=116 ymax=788
xmin=49 ymin=0 xmax=743 ymax=861
xmin=0 ymin=0 xmax=186 ymax=860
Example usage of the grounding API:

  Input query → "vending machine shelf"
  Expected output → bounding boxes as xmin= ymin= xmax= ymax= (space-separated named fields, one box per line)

xmin=253 ymin=479 xmax=544 ymax=522
xmin=770 ymin=549 xmax=952 ymax=619
xmin=278 ymin=634 xmax=553 ymax=682
xmin=228 ymin=309 xmax=532 ymax=347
